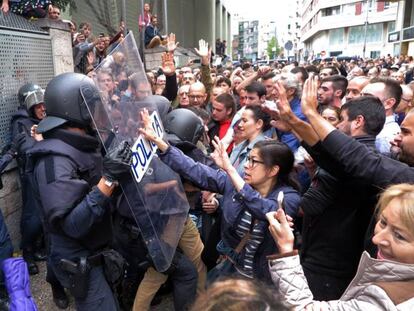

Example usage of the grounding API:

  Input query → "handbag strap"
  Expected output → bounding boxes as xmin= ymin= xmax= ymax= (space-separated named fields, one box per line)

xmin=234 ymin=219 xmax=259 ymax=254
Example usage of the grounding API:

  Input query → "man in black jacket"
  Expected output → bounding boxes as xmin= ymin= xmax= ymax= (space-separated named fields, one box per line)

xmin=275 ymin=76 xmax=414 ymax=271
xmin=299 ymin=97 xmax=385 ymax=300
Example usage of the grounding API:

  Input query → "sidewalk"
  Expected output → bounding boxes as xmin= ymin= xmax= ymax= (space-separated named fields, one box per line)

xmin=30 ymin=261 xmax=173 ymax=310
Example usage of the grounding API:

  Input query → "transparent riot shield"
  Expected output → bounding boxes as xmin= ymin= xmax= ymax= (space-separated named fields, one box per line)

xmin=81 ymin=32 xmax=190 ymax=272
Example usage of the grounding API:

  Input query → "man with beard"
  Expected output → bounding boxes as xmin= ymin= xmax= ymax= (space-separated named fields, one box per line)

xmin=317 ymin=75 xmax=348 ymax=109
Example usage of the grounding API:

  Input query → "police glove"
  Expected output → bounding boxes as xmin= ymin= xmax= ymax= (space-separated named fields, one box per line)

xmin=103 ymin=141 xmax=133 ymax=182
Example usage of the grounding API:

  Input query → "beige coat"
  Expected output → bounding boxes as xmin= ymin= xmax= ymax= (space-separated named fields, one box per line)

xmin=269 ymin=251 xmax=414 ymax=310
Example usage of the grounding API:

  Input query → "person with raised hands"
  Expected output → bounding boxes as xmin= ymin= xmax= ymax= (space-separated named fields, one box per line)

xmin=139 ymin=108 xmax=300 ymax=282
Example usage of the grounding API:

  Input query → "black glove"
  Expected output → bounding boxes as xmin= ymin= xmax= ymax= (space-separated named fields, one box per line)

xmin=103 ymin=141 xmax=133 ymax=182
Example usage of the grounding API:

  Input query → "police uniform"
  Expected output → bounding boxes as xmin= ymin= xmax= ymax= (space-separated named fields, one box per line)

xmin=27 ymin=73 xmax=131 ymax=310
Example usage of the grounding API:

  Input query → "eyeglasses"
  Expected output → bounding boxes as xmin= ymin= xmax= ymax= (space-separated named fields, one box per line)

xmin=179 ymin=92 xmax=189 ymax=96
xmin=189 ymin=95 xmax=204 ymax=100
xmin=246 ymin=156 xmax=265 ymax=168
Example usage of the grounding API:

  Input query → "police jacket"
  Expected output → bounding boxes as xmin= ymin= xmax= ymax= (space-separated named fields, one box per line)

xmin=10 ymin=108 xmax=38 ymax=164
xmin=159 ymin=145 xmax=300 ymax=282
xmin=300 ymin=135 xmax=379 ymax=279
xmin=27 ymin=128 xmax=112 ymax=262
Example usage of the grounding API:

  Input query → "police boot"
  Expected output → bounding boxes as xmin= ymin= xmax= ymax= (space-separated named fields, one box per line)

xmin=33 ymin=237 xmax=47 ymax=262
xmin=51 ymin=283 xmax=69 ymax=309
xmin=0 ymin=287 xmax=9 ymax=311
xmin=23 ymin=250 xmax=39 ymax=275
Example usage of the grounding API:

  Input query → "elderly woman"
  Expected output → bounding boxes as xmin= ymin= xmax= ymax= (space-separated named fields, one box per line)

xmin=267 ymin=183 xmax=414 ymax=310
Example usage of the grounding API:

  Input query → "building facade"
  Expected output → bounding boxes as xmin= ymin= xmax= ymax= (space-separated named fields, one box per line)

xmin=68 ymin=0 xmax=231 ymax=55
xmin=300 ymin=0 xmax=398 ymax=60
xmin=389 ymin=0 xmax=414 ymax=57
xmin=237 ymin=20 xmax=259 ymax=61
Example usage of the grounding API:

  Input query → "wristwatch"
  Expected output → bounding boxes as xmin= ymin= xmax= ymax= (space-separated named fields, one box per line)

xmin=104 ymin=177 xmax=116 ymax=188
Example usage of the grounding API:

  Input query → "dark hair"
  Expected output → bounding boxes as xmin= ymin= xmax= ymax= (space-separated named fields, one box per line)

xmin=305 ymin=64 xmax=319 ymax=75
xmin=262 ymin=72 xmax=275 ymax=81
xmin=321 ymin=75 xmax=348 ymax=99
xmin=186 ymin=106 xmax=210 ymax=123
xmin=79 ymin=22 xmax=91 ymax=30
xmin=370 ymin=77 xmax=402 ymax=110
xmin=341 ymin=95 xmax=386 ymax=136
xmin=244 ymin=105 xmax=271 ymax=132
xmin=254 ymin=140 xmax=300 ymax=191
xmin=215 ymin=76 xmax=232 ymax=88
xmin=242 ymin=62 xmax=252 ymax=70
xmin=291 ymin=66 xmax=309 ymax=83
xmin=245 ymin=81 xmax=266 ymax=97
xmin=320 ymin=66 xmax=340 ymax=76
xmin=216 ymin=93 xmax=236 ymax=117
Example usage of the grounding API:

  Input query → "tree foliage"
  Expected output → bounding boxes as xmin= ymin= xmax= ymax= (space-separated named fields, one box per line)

xmin=51 ymin=0 xmax=76 ymax=12
xmin=267 ymin=36 xmax=281 ymax=59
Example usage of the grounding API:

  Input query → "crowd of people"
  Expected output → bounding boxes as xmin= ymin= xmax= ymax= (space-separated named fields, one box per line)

xmin=1 ymin=2 xmax=414 ymax=311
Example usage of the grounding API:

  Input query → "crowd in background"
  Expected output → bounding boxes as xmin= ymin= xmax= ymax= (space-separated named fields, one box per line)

xmin=1 ymin=1 xmax=414 ymax=311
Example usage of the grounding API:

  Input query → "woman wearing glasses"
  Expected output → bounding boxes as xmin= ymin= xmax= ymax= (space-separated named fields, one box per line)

xmin=139 ymin=109 xmax=300 ymax=282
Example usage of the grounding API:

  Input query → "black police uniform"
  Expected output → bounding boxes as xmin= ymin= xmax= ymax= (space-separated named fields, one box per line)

xmin=29 ymin=128 xmax=118 ymax=310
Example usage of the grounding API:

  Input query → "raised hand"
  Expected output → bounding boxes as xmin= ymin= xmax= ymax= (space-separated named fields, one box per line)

xmin=138 ymin=109 xmax=169 ymax=152
xmin=194 ymin=39 xmax=211 ymax=66
xmin=1 ymin=0 xmax=9 ymax=13
xmin=266 ymin=209 xmax=295 ymax=254
xmin=257 ymin=66 xmax=271 ymax=77
xmin=301 ymin=75 xmax=319 ymax=115
xmin=211 ymin=136 xmax=233 ymax=172
xmin=166 ymin=33 xmax=179 ymax=53
xmin=161 ymin=52 xmax=176 ymax=76
xmin=138 ymin=109 xmax=157 ymax=142
xmin=274 ymin=81 xmax=294 ymax=122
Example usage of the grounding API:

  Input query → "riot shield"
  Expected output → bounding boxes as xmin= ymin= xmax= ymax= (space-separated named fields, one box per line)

xmin=81 ymin=32 xmax=190 ymax=272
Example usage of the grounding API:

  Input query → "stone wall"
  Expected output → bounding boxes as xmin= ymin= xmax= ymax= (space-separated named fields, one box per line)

xmin=1 ymin=19 xmax=74 ymax=250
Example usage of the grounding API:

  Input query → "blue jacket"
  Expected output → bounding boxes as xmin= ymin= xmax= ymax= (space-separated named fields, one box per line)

xmin=277 ymin=96 xmax=307 ymax=152
xmin=159 ymin=145 xmax=301 ymax=281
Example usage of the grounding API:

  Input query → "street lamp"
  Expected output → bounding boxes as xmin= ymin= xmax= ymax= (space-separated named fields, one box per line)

xmin=362 ymin=0 xmax=370 ymax=58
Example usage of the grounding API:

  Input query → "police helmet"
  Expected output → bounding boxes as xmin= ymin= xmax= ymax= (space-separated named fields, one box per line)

xmin=164 ymin=109 xmax=204 ymax=145
xmin=24 ymin=88 xmax=45 ymax=112
xmin=18 ymin=83 xmax=42 ymax=106
xmin=37 ymin=73 xmax=100 ymax=134
xmin=145 ymin=95 xmax=171 ymax=123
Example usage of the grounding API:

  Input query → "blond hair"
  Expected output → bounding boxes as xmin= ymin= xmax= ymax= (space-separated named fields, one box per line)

xmin=376 ymin=183 xmax=414 ymax=234
xmin=190 ymin=278 xmax=288 ymax=311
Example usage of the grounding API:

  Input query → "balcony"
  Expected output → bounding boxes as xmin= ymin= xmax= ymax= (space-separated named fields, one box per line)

xmin=301 ymin=3 xmax=397 ymax=42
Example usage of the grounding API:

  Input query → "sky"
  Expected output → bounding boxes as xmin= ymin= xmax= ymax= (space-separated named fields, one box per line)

xmin=223 ymin=0 xmax=287 ymax=20
xmin=222 ymin=0 xmax=291 ymax=36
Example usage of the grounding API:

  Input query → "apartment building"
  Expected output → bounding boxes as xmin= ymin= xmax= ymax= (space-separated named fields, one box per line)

xmin=300 ymin=0 xmax=398 ymax=59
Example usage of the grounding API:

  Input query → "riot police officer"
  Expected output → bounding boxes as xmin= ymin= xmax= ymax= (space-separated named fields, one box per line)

xmin=10 ymin=83 xmax=46 ymax=275
xmin=27 ymin=73 xmax=132 ymax=310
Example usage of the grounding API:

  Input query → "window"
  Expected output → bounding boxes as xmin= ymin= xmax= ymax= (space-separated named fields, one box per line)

xmin=329 ymin=28 xmax=344 ymax=46
xmin=349 ymin=23 xmax=383 ymax=44
xmin=370 ymin=51 xmax=380 ymax=58
xmin=388 ymin=21 xmax=395 ymax=33
xmin=322 ymin=5 xmax=340 ymax=16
